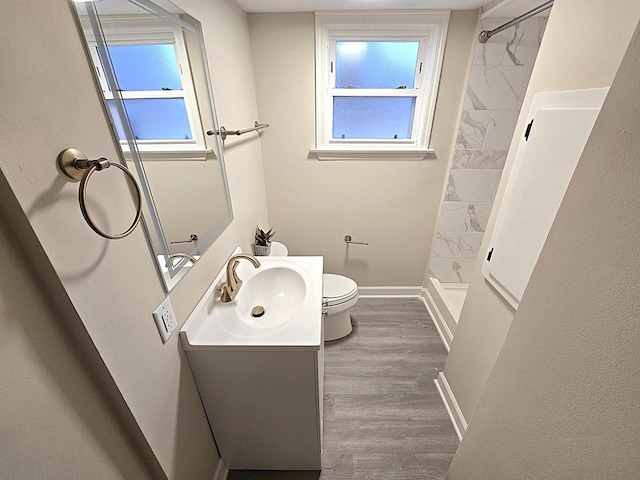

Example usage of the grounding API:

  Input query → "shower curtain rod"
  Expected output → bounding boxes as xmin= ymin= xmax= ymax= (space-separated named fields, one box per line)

xmin=478 ymin=0 xmax=553 ymax=43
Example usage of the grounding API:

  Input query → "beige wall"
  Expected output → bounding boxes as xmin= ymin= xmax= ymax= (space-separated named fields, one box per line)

xmin=447 ymin=21 xmax=640 ymax=478
xmin=0 ymin=0 xmax=267 ymax=478
xmin=443 ymin=0 xmax=640 ymax=421
xmin=248 ymin=10 xmax=478 ymax=286
xmin=144 ymin=159 xmax=230 ymax=255
xmin=0 ymin=191 xmax=163 ymax=479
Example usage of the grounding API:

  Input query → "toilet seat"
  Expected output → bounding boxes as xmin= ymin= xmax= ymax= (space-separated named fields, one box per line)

xmin=323 ymin=274 xmax=358 ymax=307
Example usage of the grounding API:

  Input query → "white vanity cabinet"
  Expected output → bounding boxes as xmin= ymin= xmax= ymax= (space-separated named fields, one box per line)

xmin=180 ymin=254 xmax=324 ymax=470
xmin=186 ymin=345 xmax=323 ymax=470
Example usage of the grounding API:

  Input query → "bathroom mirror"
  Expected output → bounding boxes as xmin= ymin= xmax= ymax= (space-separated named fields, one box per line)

xmin=72 ymin=0 xmax=232 ymax=291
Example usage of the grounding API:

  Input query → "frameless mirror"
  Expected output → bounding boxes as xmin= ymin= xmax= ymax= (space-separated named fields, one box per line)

xmin=72 ymin=0 xmax=232 ymax=291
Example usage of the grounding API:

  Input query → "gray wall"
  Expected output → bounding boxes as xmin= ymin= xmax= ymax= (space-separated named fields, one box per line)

xmin=447 ymin=20 xmax=640 ymax=478
xmin=441 ymin=0 xmax=640 ymax=422
xmin=0 ymin=0 xmax=268 ymax=477
xmin=248 ymin=10 xmax=478 ymax=286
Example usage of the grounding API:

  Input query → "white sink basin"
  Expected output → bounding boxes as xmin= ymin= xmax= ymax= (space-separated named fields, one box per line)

xmin=236 ymin=267 xmax=307 ymax=330
xmin=180 ymin=252 xmax=323 ymax=349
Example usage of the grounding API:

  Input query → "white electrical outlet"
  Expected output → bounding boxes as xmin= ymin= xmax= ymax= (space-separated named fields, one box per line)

xmin=153 ymin=297 xmax=177 ymax=343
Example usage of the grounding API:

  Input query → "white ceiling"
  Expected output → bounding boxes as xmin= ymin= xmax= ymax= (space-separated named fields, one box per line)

xmin=234 ymin=0 xmax=491 ymax=13
xmin=482 ymin=0 xmax=549 ymax=18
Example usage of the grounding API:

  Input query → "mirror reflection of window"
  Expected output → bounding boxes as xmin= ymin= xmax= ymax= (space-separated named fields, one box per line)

xmin=87 ymin=17 xmax=206 ymax=151
xmin=105 ymin=43 xmax=193 ymax=140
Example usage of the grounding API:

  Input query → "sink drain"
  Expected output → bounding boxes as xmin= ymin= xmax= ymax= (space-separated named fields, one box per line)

xmin=251 ymin=305 xmax=265 ymax=318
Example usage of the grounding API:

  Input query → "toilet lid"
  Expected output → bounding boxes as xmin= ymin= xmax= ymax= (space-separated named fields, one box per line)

xmin=323 ymin=274 xmax=358 ymax=306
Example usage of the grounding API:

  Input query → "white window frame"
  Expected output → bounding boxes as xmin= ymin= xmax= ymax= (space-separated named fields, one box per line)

xmin=313 ymin=11 xmax=450 ymax=161
xmin=86 ymin=15 xmax=211 ymax=160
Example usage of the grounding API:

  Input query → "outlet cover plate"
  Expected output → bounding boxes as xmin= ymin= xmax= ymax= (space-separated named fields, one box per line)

xmin=153 ymin=297 xmax=177 ymax=343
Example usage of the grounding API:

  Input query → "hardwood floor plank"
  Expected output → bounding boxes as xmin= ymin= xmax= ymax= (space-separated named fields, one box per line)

xmin=324 ymin=374 xmax=418 ymax=395
xmin=331 ymin=393 xmax=450 ymax=419
xmin=350 ymin=452 xmax=453 ymax=480
xmin=322 ymin=421 xmax=459 ymax=452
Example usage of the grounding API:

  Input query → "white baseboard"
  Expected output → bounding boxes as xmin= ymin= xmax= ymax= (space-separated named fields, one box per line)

xmin=358 ymin=286 xmax=423 ymax=297
xmin=434 ymin=372 xmax=467 ymax=441
xmin=212 ymin=459 xmax=228 ymax=480
xmin=419 ymin=288 xmax=452 ymax=352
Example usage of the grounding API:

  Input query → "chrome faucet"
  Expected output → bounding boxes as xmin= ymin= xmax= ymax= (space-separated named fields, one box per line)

xmin=218 ymin=253 xmax=261 ymax=303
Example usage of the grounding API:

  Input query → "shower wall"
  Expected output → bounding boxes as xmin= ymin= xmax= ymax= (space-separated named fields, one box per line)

xmin=427 ymin=15 xmax=547 ymax=283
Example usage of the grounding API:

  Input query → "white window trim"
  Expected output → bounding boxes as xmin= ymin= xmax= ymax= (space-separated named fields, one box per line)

xmin=313 ymin=11 xmax=450 ymax=161
xmin=84 ymin=15 xmax=213 ymax=161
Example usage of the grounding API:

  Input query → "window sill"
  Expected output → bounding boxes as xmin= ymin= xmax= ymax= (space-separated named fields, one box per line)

xmin=122 ymin=145 xmax=214 ymax=162
xmin=310 ymin=147 xmax=436 ymax=161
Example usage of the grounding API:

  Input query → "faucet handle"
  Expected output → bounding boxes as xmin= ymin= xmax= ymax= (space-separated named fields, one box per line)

xmin=216 ymin=282 xmax=230 ymax=302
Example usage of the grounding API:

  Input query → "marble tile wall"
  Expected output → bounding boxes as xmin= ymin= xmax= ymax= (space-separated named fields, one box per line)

xmin=427 ymin=16 xmax=546 ymax=283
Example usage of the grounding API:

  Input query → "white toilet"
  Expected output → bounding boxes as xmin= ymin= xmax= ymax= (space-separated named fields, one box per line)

xmin=322 ymin=273 xmax=358 ymax=341
xmin=269 ymin=242 xmax=359 ymax=341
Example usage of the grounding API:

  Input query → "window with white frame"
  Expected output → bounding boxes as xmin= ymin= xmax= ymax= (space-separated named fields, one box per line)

xmin=314 ymin=12 xmax=450 ymax=160
xmin=86 ymin=15 xmax=208 ymax=159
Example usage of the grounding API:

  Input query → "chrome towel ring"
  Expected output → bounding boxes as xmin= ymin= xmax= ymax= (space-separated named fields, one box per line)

xmin=57 ymin=148 xmax=142 ymax=240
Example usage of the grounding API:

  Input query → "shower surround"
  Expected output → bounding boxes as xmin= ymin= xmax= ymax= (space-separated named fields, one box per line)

xmin=427 ymin=15 xmax=547 ymax=283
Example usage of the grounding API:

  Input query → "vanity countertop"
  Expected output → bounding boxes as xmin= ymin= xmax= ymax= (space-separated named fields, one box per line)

xmin=180 ymin=252 xmax=323 ymax=351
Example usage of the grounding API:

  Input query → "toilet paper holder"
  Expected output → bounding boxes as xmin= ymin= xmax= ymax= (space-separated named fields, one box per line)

xmin=344 ymin=234 xmax=369 ymax=246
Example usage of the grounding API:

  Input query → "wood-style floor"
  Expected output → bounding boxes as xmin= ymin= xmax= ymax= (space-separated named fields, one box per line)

xmin=227 ymin=298 xmax=459 ymax=480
